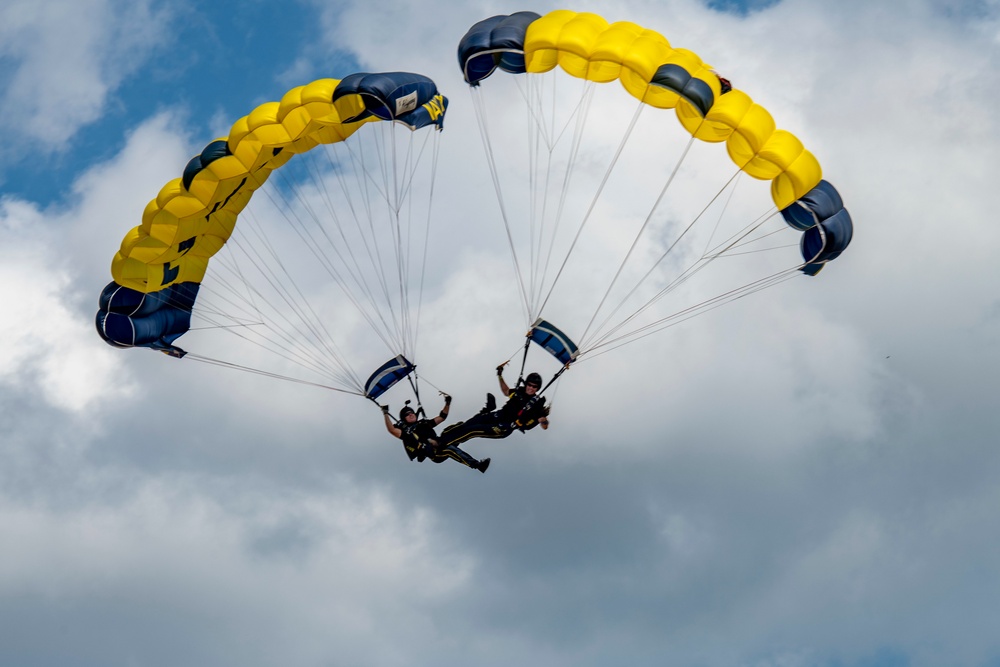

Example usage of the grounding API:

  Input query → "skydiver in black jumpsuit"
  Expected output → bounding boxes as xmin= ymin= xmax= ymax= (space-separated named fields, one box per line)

xmin=438 ymin=369 xmax=550 ymax=448
xmin=381 ymin=396 xmax=490 ymax=473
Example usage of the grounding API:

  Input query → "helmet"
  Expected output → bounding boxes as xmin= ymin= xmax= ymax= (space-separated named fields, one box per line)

xmin=399 ymin=406 xmax=416 ymax=420
xmin=525 ymin=372 xmax=542 ymax=387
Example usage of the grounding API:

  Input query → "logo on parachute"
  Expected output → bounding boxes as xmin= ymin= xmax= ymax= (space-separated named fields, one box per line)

xmin=423 ymin=94 xmax=446 ymax=123
xmin=395 ymin=91 xmax=419 ymax=117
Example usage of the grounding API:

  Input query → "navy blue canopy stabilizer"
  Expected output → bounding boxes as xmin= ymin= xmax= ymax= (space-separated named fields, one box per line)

xmin=780 ymin=180 xmax=854 ymax=276
xmin=96 ymin=281 xmax=199 ymax=357
xmin=458 ymin=11 xmax=542 ymax=85
xmin=333 ymin=72 xmax=448 ymax=130
xmin=528 ymin=318 xmax=579 ymax=366
xmin=364 ymin=355 xmax=416 ymax=400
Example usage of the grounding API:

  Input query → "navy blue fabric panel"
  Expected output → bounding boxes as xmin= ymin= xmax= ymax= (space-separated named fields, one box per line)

xmin=529 ymin=319 xmax=579 ymax=365
xmin=493 ymin=12 xmax=540 ymax=73
xmin=781 ymin=200 xmax=818 ymax=232
xmin=100 ymin=281 xmax=143 ymax=315
xmin=458 ymin=12 xmax=539 ymax=84
xmin=813 ymin=209 xmax=853 ymax=262
xmin=781 ymin=179 xmax=844 ymax=231
xmin=800 ymin=261 xmax=825 ymax=277
xmin=800 ymin=224 xmax=826 ymax=266
xmin=96 ymin=282 xmax=200 ymax=349
xmin=332 ymin=72 xmax=370 ymax=102
xmin=458 ymin=16 xmax=507 ymax=84
xmin=782 ymin=179 xmax=853 ymax=273
xmin=95 ymin=311 xmax=133 ymax=348
xmin=333 ymin=72 xmax=440 ymax=124
xmin=98 ymin=305 xmax=192 ymax=348
xmin=163 ymin=282 xmax=200 ymax=311
xmin=650 ymin=64 xmax=715 ymax=117
xmin=182 ymin=140 xmax=232 ymax=190
xmin=398 ymin=94 xmax=448 ymax=131
xmin=132 ymin=307 xmax=192 ymax=346
xmin=800 ymin=212 xmax=853 ymax=267
xmin=364 ymin=355 xmax=415 ymax=400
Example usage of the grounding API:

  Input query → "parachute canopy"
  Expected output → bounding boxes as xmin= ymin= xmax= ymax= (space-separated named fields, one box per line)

xmin=528 ymin=318 xmax=579 ymax=366
xmin=364 ymin=355 xmax=416 ymax=401
xmin=97 ymin=71 xmax=448 ymax=397
xmin=457 ymin=9 xmax=852 ymax=274
xmin=457 ymin=10 xmax=854 ymax=363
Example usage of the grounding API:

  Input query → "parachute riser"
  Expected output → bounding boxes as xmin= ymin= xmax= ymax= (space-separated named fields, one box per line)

xmin=406 ymin=369 xmax=426 ymax=419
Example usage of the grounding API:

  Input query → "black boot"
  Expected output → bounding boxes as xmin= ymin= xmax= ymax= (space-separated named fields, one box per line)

xmin=477 ymin=457 xmax=491 ymax=473
xmin=478 ymin=393 xmax=496 ymax=415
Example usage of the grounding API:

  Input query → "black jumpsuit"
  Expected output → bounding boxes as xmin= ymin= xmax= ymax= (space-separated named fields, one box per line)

xmin=438 ymin=388 xmax=547 ymax=447
xmin=400 ymin=418 xmax=483 ymax=470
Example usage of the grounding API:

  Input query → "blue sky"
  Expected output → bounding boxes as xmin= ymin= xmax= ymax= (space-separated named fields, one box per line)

xmin=1 ymin=2 xmax=361 ymax=204
xmin=3 ymin=1 xmax=1000 ymax=667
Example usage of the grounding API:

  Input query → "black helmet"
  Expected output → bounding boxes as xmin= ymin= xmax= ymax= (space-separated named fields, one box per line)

xmin=525 ymin=372 xmax=542 ymax=387
xmin=399 ymin=406 xmax=416 ymax=420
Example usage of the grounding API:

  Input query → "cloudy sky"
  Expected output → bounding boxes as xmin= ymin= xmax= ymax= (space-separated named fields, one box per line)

xmin=2 ymin=1 xmax=999 ymax=666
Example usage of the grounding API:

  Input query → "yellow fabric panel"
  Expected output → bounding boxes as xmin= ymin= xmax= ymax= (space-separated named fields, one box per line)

xmin=227 ymin=116 xmax=252 ymax=153
xmin=771 ymin=150 xmax=822 ymax=209
xmin=110 ymin=75 xmax=395 ymax=293
xmin=332 ymin=91 xmax=367 ymax=125
xmin=525 ymin=10 xmax=578 ymax=73
xmin=118 ymin=226 xmax=162 ymax=263
xmin=587 ymin=21 xmax=644 ymax=82
xmin=620 ymin=30 xmax=674 ymax=106
xmin=725 ymin=104 xmax=776 ymax=168
xmin=742 ymin=129 xmax=804 ymax=180
xmin=677 ymin=88 xmax=752 ymax=142
xmin=555 ymin=13 xmax=611 ymax=79
xmin=186 ymin=154 xmax=246 ymax=206
xmin=246 ymin=101 xmax=282 ymax=135
xmin=512 ymin=9 xmax=825 ymax=209
xmin=111 ymin=253 xmax=150 ymax=291
xmin=111 ymin=253 xmax=206 ymax=292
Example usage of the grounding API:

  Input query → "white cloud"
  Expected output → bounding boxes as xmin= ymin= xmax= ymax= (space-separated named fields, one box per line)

xmin=0 ymin=0 xmax=170 ymax=152
xmin=0 ymin=110 xmax=193 ymax=415
xmin=0 ymin=198 xmax=130 ymax=413
xmin=4 ymin=1 xmax=1000 ymax=666
xmin=0 ymin=473 xmax=476 ymax=666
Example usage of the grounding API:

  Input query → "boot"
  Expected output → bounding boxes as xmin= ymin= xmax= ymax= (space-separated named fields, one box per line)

xmin=478 ymin=393 xmax=496 ymax=415
xmin=477 ymin=457 xmax=491 ymax=474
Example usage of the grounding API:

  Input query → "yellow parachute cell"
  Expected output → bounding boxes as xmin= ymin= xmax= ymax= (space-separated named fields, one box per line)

xmin=460 ymin=9 xmax=822 ymax=208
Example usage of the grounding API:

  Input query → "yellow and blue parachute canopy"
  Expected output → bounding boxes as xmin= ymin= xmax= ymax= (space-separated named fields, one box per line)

xmin=457 ymin=10 xmax=852 ymax=274
xmin=97 ymin=71 xmax=448 ymax=357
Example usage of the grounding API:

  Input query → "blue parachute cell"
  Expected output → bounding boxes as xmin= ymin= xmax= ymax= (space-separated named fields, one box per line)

xmin=95 ymin=281 xmax=199 ymax=357
xmin=364 ymin=355 xmax=416 ymax=400
xmin=780 ymin=180 xmax=854 ymax=275
xmin=457 ymin=11 xmax=542 ymax=85
xmin=528 ymin=318 xmax=579 ymax=366
xmin=332 ymin=72 xmax=448 ymax=129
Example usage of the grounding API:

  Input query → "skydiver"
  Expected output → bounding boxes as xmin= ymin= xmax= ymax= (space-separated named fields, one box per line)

xmin=381 ymin=394 xmax=491 ymax=473
xmin=437 ymin=365 xmax=550 ymax=448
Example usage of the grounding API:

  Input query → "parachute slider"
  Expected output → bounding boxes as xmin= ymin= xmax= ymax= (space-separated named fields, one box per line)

xmin=364 ymin=355 xmax=416 ymax=401
xmin=527 ymin=318 xmax=579 ymax=366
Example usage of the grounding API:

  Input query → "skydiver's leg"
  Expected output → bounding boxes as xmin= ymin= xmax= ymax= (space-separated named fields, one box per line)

xmin=439 ymin=419 xmax=513 ymax=448
xmin=439 ymin=413 xmax=492 ymax=447
xmin=429 ymin=445 xmax=487 ymax=471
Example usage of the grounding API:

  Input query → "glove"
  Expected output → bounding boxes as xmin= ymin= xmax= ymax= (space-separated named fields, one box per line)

xmin=380 ymin=404 xmax=390 ymax=415
xmin=496 ymin=363 xmax=506 ymax=376
xmin=443 ymin=393 xmax=452 ymax=405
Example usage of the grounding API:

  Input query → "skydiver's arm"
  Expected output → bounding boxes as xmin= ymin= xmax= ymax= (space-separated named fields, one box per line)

xmin=383 ymin=411 xmax=402 ymax=439
xmin=498 ymin=373 xmax=511 ymax=397
xmin=431 ymin=394 xmax=451 ymax=426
